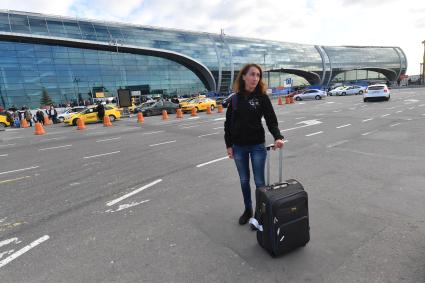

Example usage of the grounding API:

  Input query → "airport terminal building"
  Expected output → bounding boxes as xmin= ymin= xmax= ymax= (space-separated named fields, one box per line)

xmin=0 ymin=10 xmax=407 ymax=108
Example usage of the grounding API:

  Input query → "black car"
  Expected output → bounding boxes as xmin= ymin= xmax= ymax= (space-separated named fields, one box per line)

xmin=134 ymin=100 xmax=179 ymax=116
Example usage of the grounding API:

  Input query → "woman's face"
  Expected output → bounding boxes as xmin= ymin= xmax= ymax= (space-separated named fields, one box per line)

xmin=242 ymin=66 xmax=261 ymax=92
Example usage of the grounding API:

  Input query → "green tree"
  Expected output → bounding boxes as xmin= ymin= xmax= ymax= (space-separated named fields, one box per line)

xmin=40 ymin=88 xmax=53 ymax=107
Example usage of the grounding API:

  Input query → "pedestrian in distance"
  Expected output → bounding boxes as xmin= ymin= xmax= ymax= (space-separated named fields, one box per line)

xmin=224 ymin=63 xmax=285 ymax=225
xmin=97 ymin=102 xmax=105 ymax=121
xmin=48 ymin=105 xmax=58 ymax=124
xmin=24 ymin=107 xmax=33 ymax=127
xmin=36 ymin=109 xmax=45 ymax=125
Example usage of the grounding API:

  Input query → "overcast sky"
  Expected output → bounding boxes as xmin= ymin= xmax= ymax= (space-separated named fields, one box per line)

xmin=1 ymin=0 xmax=424 ymax=75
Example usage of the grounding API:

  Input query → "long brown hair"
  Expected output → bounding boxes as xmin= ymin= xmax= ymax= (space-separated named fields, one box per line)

xmin=233 ymin=63 xmax=267 ymax=94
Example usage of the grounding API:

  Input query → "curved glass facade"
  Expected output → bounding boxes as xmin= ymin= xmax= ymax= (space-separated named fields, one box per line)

xmin=0 ymin=10 xmax=407 ymax=108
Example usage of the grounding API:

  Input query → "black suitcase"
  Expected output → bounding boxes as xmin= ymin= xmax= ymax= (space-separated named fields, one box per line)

xmin=252 ymin=145 xmax=310 ymax=257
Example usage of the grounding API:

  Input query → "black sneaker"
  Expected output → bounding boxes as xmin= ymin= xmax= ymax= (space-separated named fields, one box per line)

xmin=238 ymin=208 xmax=253 ymax=225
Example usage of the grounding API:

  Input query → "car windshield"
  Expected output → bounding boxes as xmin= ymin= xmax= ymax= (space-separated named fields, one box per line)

xmin=368 ymin=86 xmax=385 ymax=90
xmin=142 ymin=102 xmax=156 ymax=108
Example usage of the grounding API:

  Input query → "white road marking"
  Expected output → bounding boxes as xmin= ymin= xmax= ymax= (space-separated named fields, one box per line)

xmin=39 ymin=144 xmax=72 ymax=151
xmin=381 ymin=114 xmax=390 ymax=117
xmin=418 ymin=104 xmax=425 ymax=107
xmin=106 ymin=179 xmax=162 ymax=206
xmin=422 ymin=114 xmax=425 ymax=116
xmin=41 ymin=137 xmax=65 ymax=142
xmin=0 ymin=154 xmax=8 ymax=157
xmin=408 ymin=107 xmax=415 ymax=110
xmin=149 ymin=140 xmax=176 ymax=147
xmin=0 ymin=238 xmax=20 ymax=248
xmin=390 ymin=123 xmax=401 ymax=127
xmin=305 ymin=131 xmax=323 ymax=137
xmin=198 ymin=132 xmax=219 ymax=138
xmin=180 ymin=124 xmax=200 ymax=129
xmin=327 ymin=140 xmax=349 ymax=148
xmin=0 ymin=166 xmax=39 ymax=176
xmin=396 ymin=110 xmax=403 ymax=113
xmin=295 ymin=117 xmax=306 ymax=120
xmin=325 ymin=102 xmax=335 ymax=104
xmin=213 ymin=126 xmax=224 ymax=130
xmin=188 ymin=117 xmax=200 ymax=120
xmin=142 ymin=130 xmax=164 ymax=135
xmin=196 ymin=156 xmax=229 ymax=168
xmin=349 ymin=107 xmax=356 ymax=110
xmin=362 ymin=131 xmax=376 ymax=136
xmin=278 ymin=120 xmax=285 ymax=123
xmin=106 ymin=200 xmax=151 ymax=213
xmin=281 ymin=119 xmax=322 ymax=132
xmin=83 ymin=151 xmax=120 ymax=159
xmin=386 ymin=107 xmax=395 ymax=110
xmin=96 ymin=137 xmax=121 ymax=143
xmin=336 ymin=124 xmax=351 ymax=129
xmin=333 ymin=110 xmax=341 ymax=113
xmin=213 ymin=117 xmax=225 ymax=121
xmin=362 ymin=118 xmax=373 ymax=122
xmin=0 ymin=176 xmax=31 ymax=184
xmin=0 ymin=235 xmax=49 ymax=269
xmin=85 ymin=131 xmax=106 ymax=136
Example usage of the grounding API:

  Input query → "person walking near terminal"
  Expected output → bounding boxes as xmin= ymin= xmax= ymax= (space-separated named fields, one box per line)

xmin=97 ymin=102 xmax=105 ymax=121
xmin=36 ymin=109 xmax=45 ymax=125
xmin=224 ymin=63 xmax=285 ymax=225
xmin=48 ymin=105 xmax=58 ymax=124
xmin=24 ymin=107 xmax=33 ymax=127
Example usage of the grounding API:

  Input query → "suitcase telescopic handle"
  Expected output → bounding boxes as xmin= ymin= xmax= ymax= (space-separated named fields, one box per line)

xmin=265 ymin=144 xmax=283 ymax=185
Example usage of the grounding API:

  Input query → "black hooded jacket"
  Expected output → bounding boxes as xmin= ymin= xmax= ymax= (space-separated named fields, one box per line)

xmin=224 ymin=91 xmax=284 ymax=148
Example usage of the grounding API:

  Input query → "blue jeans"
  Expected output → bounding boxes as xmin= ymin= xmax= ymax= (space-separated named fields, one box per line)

xmin=233 ymin=143 xmax=267 ymax=209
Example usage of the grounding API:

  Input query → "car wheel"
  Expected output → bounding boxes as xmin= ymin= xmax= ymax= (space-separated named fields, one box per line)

xmin=73 ymin=119 xmax=79 ymax=126
xmin=0 ymin=122 xmax=6 ymax=129
xmin=169 ymin=108 xmax=176 ymax=114
xmin=58 ymin=117 xmax=64 ymax=123
xmin=210 ymin=105 xmax=215 ymax=111
xmin=341 ymin=92 xmax=346 ymax=96
xmin=144 ymin=111 xmax=150 ymax=117
xmin=109 ymin=115 xmax=116 ymax=122
xmin=195 ymin=107 xmax=199 ymax=112
xmin=363 ymin=98 xmax=368 ymax=102
xmin=295 ymin=97 xmax=301 ymax=101
xmin=315 ymin=95 xmax=321 ymax=100
xmin=358 ymin=90 xmax=363 ymax=94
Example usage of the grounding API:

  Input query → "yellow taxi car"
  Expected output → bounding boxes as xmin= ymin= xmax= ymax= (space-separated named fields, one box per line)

xmin=63 ymin=105 xmax=121 ymax=126
xmin=0 ymin=113 xmax=11 ymax=128
xmin=180 ymin=98 xmax=217 ymax=113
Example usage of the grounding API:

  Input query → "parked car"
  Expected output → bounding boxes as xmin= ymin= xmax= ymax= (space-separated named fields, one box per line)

xmin=294 ymin=89 xmax=327 ymax=101
xmin=336 ymin=85 xmax=366 ymax=96
xmin=63 ymin=105 xmax=121 ymax=126
xmin=57 ymin=106 xmax=87 ymax=123
xmin=327 ymin=86 xmax=347 ymax=96
xmin=363 ymin=84 xmax=390 ymax=102
xmin=135 ymin=100 xmax=179 ymax=116
xmin=0 ymin=112 xmax=11 ymax=128
xmin=180 ymin=98 xmax=217 ymax=113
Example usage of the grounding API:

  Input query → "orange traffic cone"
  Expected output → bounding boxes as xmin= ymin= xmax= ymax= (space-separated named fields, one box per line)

xmin=278 ymin=96 xmax=283 ymax=105
xmin=191 ymin=107 xmax=197 ymax=117
xmin=137 ymin=112 xmax=144 ymax=123
xmin=176 ymin=109 xmax=183 ymax=118
xmin=162 ymin=110 xmax=169 ymax=120
xmin=34 ymin=122 xmax=45 ymax=135
xmin=21 ymin=119 xmax=29 ymax=128
xmin=217 ymin=105 xmax=223 ymax=113
xmin=206 ymin=106 xmax=212 ymax=114
xmin=103 ymin=116 xmax=112 ymax=127
xmin=44 ymin=115 xmax=52 ymax=125
xmin=290 ymin=96 xmax=294 ymax=104
xmin=285 ymin=96 xmax=290 ymax=104
xmin=77 ymin=118 xmax=86 ymax=130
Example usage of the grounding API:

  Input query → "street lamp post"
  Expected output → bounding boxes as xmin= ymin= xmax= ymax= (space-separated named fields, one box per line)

xmin=73 ymin=77 xmax=81 ymax=106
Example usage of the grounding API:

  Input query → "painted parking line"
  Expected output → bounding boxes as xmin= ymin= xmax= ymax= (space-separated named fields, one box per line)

xmin=362 ymin=118 xmax=373 ymax=122
xmin=96 ymin=137 xmax=121 ymax=143
xmin=0 ymin=175 xmax=31 ymax=184
xmin=149 ymin=140 xmax=176 ymax=147
xmin=142 ymin=130 xmax=164 ymax=135
xmin=39 ymin=144 xmax=72 ymax=151
xmin=106 ymin=179 xmax=162 ymax=207
xmin=0 ymin=144 xmax=15 ymax=148
xmin=198 ymin=132 xmax=219 ymax=138
xmin=41 ymin=137 xmax=65 ymax=142
xmin=0 ymin=154 xmax=8 ymax=157
xmin=83 ymin=151 xmax=120 ymax=159
xmin=295 ymin=117 xmax=306 ymax=120
xmin=196 ymin=156 xmax=229 ymax=168
xmin=0 ymin=235 xmax=50 ymax=269
xmin=213 ymin=117 xmax=225 ymax=121
xmin=180 ymin=125 xmax=200 ymax=129
xmin=408 ymin=107 xmax=415 ymax=110
xmin=333 ymin=110 xmax=341 ymax=113
xmin=327 ymin=140 xmax=349 ymax=148
xmin=336 ymin=124 xmax=351 ymax=129
xmin=305 ymin=131 xmax=323 ymax=137
xmin=396 ymin=110 xmax=403 ymax=113
xmin=362 ymin=131 xmax=376 ymax=136
xmin=390 ymin=123 xmax=401 ymax=127
xmin=0 ymin=166 xmax=39 ymax=176
xmin=188 ymin=117 xmax=200 ymax=120
xmin=213 ymin=126 xmax=224 ymax=130
xmin=419 ymin=104 xmax=425 ymax=107
xmin=381 ymin=114 xmax=390 ymax=117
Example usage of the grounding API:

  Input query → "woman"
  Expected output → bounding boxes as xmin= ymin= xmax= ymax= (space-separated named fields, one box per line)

xmin=224 ymin=63 xmax=284 ymax=225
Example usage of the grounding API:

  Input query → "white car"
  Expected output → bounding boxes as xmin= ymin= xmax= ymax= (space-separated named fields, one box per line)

xmin=294 ymin=89 xmax=327 ymax=101
xmin=327 ymin=86 xmax=346 ymax=96
xmin=363 ymin=84 xmax=390 ymax=102
xmin=57 ymin=106 xmax=87 ymax=122
xmin=336 ymin=85 xmax=366 ymax=96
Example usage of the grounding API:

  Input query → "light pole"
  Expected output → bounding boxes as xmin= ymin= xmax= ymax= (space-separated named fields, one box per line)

xmin=73 ymin=77 xmax=81 ymax=106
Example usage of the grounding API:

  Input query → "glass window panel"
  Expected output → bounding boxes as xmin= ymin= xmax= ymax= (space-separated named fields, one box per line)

xmin=62 ymin=21 xmax=82 ymax=39
xmin=79 ymin=21 xmax=97 ymax=41
xmin=28 ymin=17 xmax=49 ymax=35
xmin=0 ymin=13 xmax=11 ymax=32
xmin=93 ymin=24 xmax=111 ymax=41
xmin=9 ymin=14 xmax=30 ymax=33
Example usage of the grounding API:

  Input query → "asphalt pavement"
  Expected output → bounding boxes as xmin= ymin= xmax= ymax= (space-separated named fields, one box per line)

xmin=1 ymin=88 xmax=425 ymax=282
